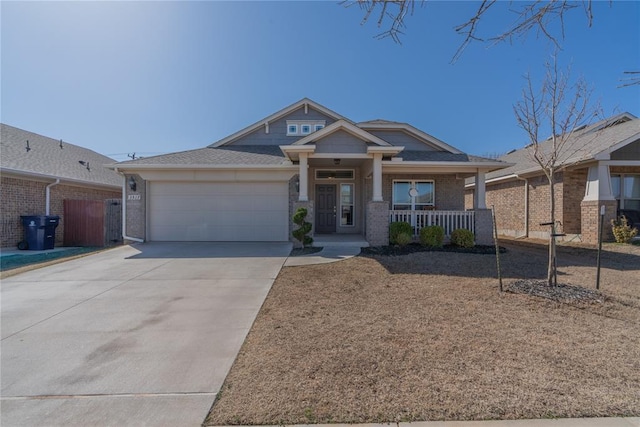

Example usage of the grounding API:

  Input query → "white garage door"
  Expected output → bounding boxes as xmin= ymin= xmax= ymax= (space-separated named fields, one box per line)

xmin=149 ymin=182 xmax=289 ymax=241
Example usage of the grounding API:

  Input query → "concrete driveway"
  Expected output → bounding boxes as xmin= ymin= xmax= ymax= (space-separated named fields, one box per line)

xmin=1 ymin=242 xmax=291 ymax=427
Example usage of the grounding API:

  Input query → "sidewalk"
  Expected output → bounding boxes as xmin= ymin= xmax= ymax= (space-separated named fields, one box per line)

xmin=284 ymin=246 xmax=362 ymax=266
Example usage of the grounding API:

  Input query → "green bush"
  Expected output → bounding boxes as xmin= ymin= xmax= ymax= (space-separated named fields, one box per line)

xmin=420 ymin=225 xmax=444 ymax=247
xmin=395 ymin=232 xmax=412 ymax=247
xmin=611 ymin=216 xmax=638 ymax=243
xmin=390 ymin=221 xmax=413 ymax=245
xmin=292 ymin=207 xmax=313 ymax=247
xmin=450 ymin=228 xmax=475 ymax=248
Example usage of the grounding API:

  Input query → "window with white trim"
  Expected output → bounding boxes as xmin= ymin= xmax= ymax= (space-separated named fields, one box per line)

xmin=392 ymin=180 xmax=434 ymax=210
xmin=340 ymin=184 xmax=354 ymax=226
xmin=286 ymin=120 xmax=326 ymax=136
xmin=316 ymin=169 xmax=354 ymax=180
xmin=612 ymin=174 xmax=640 ymax=211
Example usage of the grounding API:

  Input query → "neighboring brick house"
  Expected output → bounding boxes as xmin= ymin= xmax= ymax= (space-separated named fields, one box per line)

xmin=1 ymin=124 xmax=122 ymax=248
xmin=114 ymin=98 xmax=509 ymax=247
xmin=465 ymin=113 xmax=640 ymax=244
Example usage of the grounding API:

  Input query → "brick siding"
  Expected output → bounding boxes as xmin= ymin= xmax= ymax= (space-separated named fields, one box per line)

xmin=1 ymin=175 xmax=121 ymax=248
xmin=124 ymin=174 xmax=146 ymax=241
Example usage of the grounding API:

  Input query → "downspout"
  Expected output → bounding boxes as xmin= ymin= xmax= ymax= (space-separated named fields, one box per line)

xmin=516 ymin=176 xmax=529 ymax=238
xmin=45 ymin=179 xmax=60 ymax=215
xmin=116 ymin=169 xmax=144 ymax=243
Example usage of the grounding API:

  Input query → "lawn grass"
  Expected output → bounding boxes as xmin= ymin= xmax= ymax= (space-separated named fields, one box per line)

xmin=205 ymin=241 xmax=640 ymax=425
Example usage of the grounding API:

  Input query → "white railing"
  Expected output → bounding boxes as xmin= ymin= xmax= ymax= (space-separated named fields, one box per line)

xmin=389 ymin=210 xmax=475 ymax=237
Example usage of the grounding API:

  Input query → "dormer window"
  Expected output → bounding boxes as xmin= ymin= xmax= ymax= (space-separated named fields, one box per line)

xmin=286 ymin=120 xmax=326 ymax=136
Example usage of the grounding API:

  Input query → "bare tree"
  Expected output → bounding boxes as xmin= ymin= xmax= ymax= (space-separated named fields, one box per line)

xmin=343 ymin=0 xmax=594 ymax=62
xmin=513 ymin=54 xmax=601 ymax=286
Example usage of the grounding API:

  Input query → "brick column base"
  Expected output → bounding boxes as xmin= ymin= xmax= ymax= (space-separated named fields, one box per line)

xmin=580 ymin=200 xmax=616 ymax=244
xmin=366 ymin=201 xmax=390 ymax=247
xmin=290 ymin=200 xmax=314 ymax=248
xmin=474 ymin=209 xmax=494 ymax=246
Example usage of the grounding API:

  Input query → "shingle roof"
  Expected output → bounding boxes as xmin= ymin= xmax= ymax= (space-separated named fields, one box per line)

xmin=116 ymin=145 xmax=288 ymax=166
xmin=1 ymin=124 xmax=121 ymax=187
xmin=483 ymin=114 xmax=640 ymax=182
xmin=400 ymin=151 xmax=499 ymax=163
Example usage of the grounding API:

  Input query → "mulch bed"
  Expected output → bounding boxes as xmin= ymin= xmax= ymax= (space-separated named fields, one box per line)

xmin=361 ymin=243 xmax=506 ymax=256
xmin=508 ymin=279 xmax=605 ymax=303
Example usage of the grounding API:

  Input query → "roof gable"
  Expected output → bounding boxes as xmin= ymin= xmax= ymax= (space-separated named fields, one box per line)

xmin=291 ymin=120 xmax=390 ymax=147
xmin=211 ymin=98 xmax=350 ymax=147
xmin=1 ymin=124 xmax=121 ymax=188
xmin=357 ymin=121 xmax=463 ymax=154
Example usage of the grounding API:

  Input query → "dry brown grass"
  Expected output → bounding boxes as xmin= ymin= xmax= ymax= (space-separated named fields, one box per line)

xmin=205 ymin=241 xmax=640 ymax=425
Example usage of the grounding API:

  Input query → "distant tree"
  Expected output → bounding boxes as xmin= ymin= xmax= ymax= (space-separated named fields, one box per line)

xmin=513 ymin=53 xmax=601 ymax=286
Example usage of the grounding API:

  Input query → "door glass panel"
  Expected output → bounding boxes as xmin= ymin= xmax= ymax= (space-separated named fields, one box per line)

xmin=340 ymin=184 xmax=354 ymax=226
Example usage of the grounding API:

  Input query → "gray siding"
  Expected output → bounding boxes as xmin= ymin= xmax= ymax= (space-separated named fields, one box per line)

xmin=611 ymin=139 xmax=640 ymax=160
xmin=232 ymin=106 xmax=336 ymax=146
xmin=367 ymin=130 xmax=437 ymax=151
xmin=315 ymin=130 xmax=368 ymax=154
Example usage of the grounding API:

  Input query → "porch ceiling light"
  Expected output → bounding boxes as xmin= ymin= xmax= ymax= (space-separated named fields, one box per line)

xmin=333 ymin=159 xmax=341 ymax=165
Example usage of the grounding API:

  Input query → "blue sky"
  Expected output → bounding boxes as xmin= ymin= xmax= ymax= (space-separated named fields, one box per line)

xmin=2 ymin=1 xmax=639 ymax=161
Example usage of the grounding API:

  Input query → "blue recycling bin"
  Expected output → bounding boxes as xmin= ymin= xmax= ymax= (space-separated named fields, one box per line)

xmin=20 ymin=215 xmax=60 ymax=250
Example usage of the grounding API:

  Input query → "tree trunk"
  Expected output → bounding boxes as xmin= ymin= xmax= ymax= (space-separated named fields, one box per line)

xmin=547 ymin=172 xmax=556 ymax=286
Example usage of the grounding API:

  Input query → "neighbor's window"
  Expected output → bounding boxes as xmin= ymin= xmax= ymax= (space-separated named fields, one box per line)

xmin=392 ymin=180 xmax=434 ymax=210
xmin=613 ymin=174 xmax=640 ymax=211
xmin=340 ymin=184 xmax=354 ymax=226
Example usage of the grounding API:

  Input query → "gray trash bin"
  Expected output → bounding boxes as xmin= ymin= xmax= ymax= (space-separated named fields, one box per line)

xmin=20 ymin=215 xmax=60 ymax=250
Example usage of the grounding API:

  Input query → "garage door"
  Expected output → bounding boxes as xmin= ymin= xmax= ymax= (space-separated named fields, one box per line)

xmin=149 ymin=182 xmax=289 ymax=241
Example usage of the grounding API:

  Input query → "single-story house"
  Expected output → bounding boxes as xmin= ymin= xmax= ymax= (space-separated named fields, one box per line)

xmin=0 ymin=124 xmax=122 ymax=248
xmin=113 ymin=98 xmax=508 ymax=246
xmin=464 ymin=113 xmax=640 ymax=244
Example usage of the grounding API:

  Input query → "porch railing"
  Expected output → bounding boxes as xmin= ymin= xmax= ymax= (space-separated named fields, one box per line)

xmin=389 ymin=210 xmax=475 ymax=237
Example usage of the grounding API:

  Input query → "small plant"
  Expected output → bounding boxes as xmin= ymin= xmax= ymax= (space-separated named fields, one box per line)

xmin=611 ymin=216 xmax=638 ymax=243
xmin=292 ymin=207 xmax=313 ymax=247
xmin=395 ymin=232 xmax=412 ymax=247
xmin=390 ymin=221 xmax=413 ymax=245
xmin=420 ymin=225 xmax=444 ymax=247
xmin=451 ymin=228 xmax=475 ymax=248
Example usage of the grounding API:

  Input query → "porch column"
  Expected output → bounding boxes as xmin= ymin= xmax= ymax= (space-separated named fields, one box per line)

xmin=299 ymin=152 xmax=309 ymax=202
xmin=372 ymin=153 xmax=383 ymax=202
xmin=583 ymin=163 xmax=614 ymax=201
xmin=474 ymin=170 xmax=487 ymax=209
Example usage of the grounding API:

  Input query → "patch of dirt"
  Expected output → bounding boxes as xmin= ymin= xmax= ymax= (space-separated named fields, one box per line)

xmin=205 ymin=241 xmax=640 ymax=425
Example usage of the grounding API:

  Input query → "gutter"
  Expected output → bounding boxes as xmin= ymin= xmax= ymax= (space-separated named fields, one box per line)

xmin=115 ymin=168 xmax=144 ymax=243
xmin=516 ymin=176 xmax=529 ymax=238
xmin=45 ymin=179 xmax=60 ymax=215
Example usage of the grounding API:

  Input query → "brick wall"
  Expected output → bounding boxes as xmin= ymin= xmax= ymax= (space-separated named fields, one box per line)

xmin=124 ymin=174 xmax=146 ymax=241
xmin=581 ymin=199 xmax=616 ymax=243
xmin=383 ymin=173 xmax=465 ymax=210
xmin=1 ymin=175 xmax=121 ymax=248
xmin=562 ymin=168 xmax=588 ymax=234
xmin=483 ymin=179 xmax=526 ymax=237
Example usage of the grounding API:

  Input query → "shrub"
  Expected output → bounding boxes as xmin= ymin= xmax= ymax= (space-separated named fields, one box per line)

xmin=390 ymin=221 xmax=413 ymax=245
xmin=395 ymin=232 xmax=412 ymax=247
xmin=611 ymin=216 xmax=638 ymax=243
xmin=292 ymin=207 xmax=313 ymax=247
xmin=450 ymin=228 xmax=475 ymax=248
xmin=420 ymin=225 xmax=444 ymax=247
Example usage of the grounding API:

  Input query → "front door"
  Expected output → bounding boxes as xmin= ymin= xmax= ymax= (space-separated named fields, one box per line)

xmin=315 ymin=184 xmax=336 ymax=233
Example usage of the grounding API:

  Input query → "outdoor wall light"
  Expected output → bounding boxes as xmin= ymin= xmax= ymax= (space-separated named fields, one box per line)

xmin=333 ymin=158 xmax=341 ymax=166
xmin=128 ymin=176 xmax=137 ymax=192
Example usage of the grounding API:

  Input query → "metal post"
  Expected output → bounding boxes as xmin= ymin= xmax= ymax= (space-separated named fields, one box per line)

xmin=596 ymin=205 xmax=605 ymax=290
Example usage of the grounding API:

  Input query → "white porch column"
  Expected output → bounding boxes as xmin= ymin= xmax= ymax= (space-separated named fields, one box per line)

xmin=474 ymin=170 xmax=487 ymax=209
xmin=583 ymin=162 xmax=614 ymax=201
xmin=299 ymin=152 xmax=309 ymax=202
xmin=372 ymin=153 xmax=383 ymax=202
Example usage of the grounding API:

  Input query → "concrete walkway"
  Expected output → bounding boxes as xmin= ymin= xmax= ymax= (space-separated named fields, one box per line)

xmin=284 ymin=246 xmax=362 ymax=266
xmin=1 ymin=242 xmax=291 ymax=427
